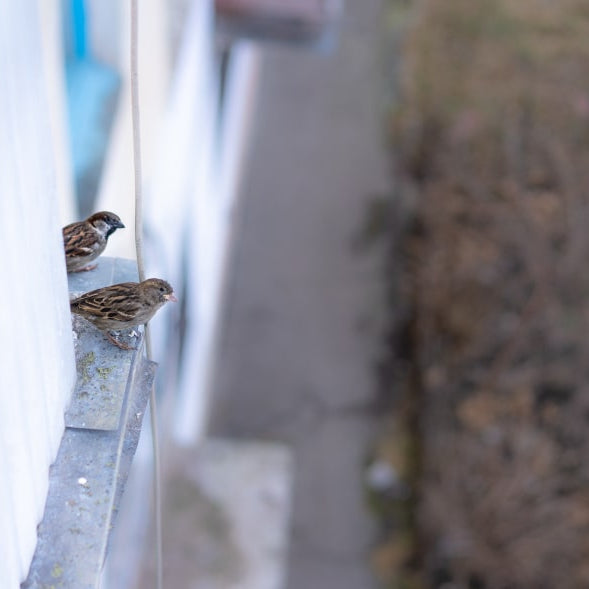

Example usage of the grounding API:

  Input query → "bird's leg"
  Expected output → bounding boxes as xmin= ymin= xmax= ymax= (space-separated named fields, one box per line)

xmin=105 ymin=331 xmax=136 ymax=351
xmin=73 ymin=264 xmax=98 ymax=273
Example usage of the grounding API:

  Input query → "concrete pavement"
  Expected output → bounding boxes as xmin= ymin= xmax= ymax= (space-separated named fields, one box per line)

xmin=209 ymin=2 xmax=391 ymax=588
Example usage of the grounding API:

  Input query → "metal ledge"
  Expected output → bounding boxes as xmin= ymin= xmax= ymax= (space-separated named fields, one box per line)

xmin=23 ymin=258 xmax=156 ymax=589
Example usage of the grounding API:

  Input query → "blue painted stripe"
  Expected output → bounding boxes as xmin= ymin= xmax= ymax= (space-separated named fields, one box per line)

xmin=71 ymin=0 xmax=87 ymax=59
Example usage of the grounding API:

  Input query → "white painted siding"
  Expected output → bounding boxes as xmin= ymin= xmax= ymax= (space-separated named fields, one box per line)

xmin=101 ymin=1 xmax=262 ymax=584
xmin=0 ymin=1 xmax=76 ymax=585
xmin=90 ymin=0 xmax=260 ymax=444
xmin=173 ymin=39 xmax=262 ymax=443
xmin=0 ymin=0 xmax=258 ymax=584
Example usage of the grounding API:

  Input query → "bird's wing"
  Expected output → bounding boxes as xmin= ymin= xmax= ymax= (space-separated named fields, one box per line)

xmin=63 ymin=222 xmax=99 ymax=258
xmin=70 ymin=283 xmax=142 ymax=322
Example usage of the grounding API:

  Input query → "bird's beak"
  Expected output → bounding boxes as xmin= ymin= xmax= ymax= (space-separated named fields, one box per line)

xmin=164 ymin=293 xmax=178 ymax=302
xmin=115 ymin=220 xmax=125 ymax=229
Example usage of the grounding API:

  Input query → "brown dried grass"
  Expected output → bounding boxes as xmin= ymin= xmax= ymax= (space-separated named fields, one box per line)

xmin=387 ymin=0 xmax=589 ymax=587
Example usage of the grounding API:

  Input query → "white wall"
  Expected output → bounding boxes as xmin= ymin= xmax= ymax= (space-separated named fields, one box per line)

xmin=173 ymin=37 xmax=261 ymax=444
xmin=100 ymin=2 xmax=261 ymax=585
xmin=92 ymin=0 xmax=170 ymax=259
xmin=91 ymin=0 xmax=261 ymax=444
xmin=0 ymin=1 xmax=76 ymax=585
xmin=0 ymin=0 xmax=258 ymax=584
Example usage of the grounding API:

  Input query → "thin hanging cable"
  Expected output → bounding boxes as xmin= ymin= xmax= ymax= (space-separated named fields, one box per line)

xmin=130 ymin=1 xmax=163 ymax=588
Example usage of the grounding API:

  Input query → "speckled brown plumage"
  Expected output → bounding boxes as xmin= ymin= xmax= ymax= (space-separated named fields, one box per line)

xmin=70 ymin=278 xmax=176 ymax=349
xmin=63 ymin=211 xmax=125 ymax=272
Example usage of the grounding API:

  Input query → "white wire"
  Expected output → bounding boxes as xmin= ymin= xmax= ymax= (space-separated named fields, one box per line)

xmin=130 ymin=1 xmax=164 ymax=588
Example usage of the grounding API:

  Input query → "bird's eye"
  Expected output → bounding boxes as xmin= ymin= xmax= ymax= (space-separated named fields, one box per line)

xmin=159 ymin=287 xmax=165 ymax=292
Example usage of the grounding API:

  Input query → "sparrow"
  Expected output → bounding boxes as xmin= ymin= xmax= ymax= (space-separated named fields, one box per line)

xmin=70 ymin=278 xmax=177 ymax=349
xmin=63 ymin=211 xmax=125 ymax=272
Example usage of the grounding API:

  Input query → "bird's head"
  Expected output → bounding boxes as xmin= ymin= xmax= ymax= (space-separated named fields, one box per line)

xmin=141 ymin=278 xmax=178 ymax=305
xmin=88 ymin=211 xmax=125 ymax=238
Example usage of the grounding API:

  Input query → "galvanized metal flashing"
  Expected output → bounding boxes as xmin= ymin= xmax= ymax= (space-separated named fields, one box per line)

xmin=23 ymin=258 xmax=156 ymax=589
xmin=66 ymin=257 xmax=140 ymax=431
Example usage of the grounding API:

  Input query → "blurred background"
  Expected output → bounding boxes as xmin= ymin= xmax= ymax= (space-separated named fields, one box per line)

xmin=6 ymin=0 xmax=389 ymax=587
xmin=6 ymin=0 xmax=589 ymax=587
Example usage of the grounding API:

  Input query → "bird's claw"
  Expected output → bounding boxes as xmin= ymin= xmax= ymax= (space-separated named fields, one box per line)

xmin=106 ymin=331 xmax=137 ymax=351
xmin=73 ymin=264 xmax=98 ymax=273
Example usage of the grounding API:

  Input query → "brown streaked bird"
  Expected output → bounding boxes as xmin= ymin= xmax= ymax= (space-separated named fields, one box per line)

xmin=70 ymin=278 xmax=177 ymax=349
xmin=63 ymin=211 xmax=125 ymax=273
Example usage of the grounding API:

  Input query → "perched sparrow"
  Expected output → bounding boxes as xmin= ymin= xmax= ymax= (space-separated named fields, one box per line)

xmin=70 ymin=278 xmax=177 ymax=349
xmin=63 ymin=211 xmax=125 ymax=272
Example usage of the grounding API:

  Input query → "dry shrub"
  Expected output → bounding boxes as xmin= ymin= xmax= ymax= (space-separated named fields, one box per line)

xmin=391 ymin=0 xmax=589 ymax=587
